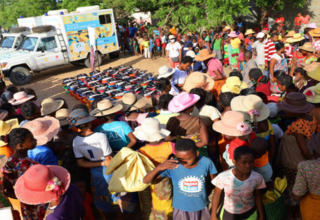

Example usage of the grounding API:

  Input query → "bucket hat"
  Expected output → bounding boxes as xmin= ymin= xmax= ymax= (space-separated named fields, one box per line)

xmin=68 ymin=109 xmax=96 ymax=129
xmin=169 ymin=35 xmax=176 ymax=40
xmin=168 ymin=92 xmax=200 ymax=113
xmin=0 ymin=110 xmax=8 ymax=120
xmin=133 ymin=118 xmax=171 ymax=142
xmin=183 ymin=72 xmax=215 ymax=92
xmin=9 ymin=91 xmax=34 ymax=106
xmin=221 ymin=76 xmax=248 ymax=94
xmin=157 ymin=66 xmax=175 ymax=79
xmin=15 ymin=164 xmax=70 ymax=205
xmin=186 ymin=50 xmax=196 ymax=58
xmin=55 ymin=108 xmax=69 ymax=126
xmin=307 ymin=23 xmax=317 ymax=29
xmin=0 ymin=155 xmax=7 ymax=169
xmin=212 ymin=111 xmax=252 ymax=136
xmin=304 ymin=83 xmax=320 ymax=103
xmin=0 ymin=119 xmax=19 ymax=147
xmin=195 ymin=49 xmax=216 ymax=62
xmin=287 ymin=34 xmax=305 ymax=43
xmin=228 ymin=31 xmax=238 ymax=38
xmin=231 ymin=95 xmax=270 ymax=122
xmin=22 ymin=117 xmax=60 ymax=146
xmin=299 ymin=42 xmax=316 ymax=52
xmin=245 ymin=29 xmax=255 ymax=35
xmin=117 ymin=93 xmax=152 ymax=112
xmin=277 ymin=92 xmax=314 ymax=113
xmin=41 ymin=98 xmax=64 ymax=116
xmin=285 ymin=30 xmax=295 ymax=38
xmin=90 ymin=100 xmax=123 ymax=117
xmin=311 ymin=28 xmax=320 ymax=37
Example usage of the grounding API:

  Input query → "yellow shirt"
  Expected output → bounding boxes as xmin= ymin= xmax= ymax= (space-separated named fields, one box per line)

xmin=230 ymin=38 xmax=241 ymax=48
xmin=140 ymin=142 xmax=174 ymax=166
xmin=143 ymin=40 xmax=149 ymax=48
xmin=169 ymin=27 xmax=176 ymax=35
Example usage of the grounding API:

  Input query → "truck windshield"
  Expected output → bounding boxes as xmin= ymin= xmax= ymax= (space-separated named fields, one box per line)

xmin=21 ymin=37 xmax=38 ymax=51
xmin=0 ymin=36 xmax=15 ymax=48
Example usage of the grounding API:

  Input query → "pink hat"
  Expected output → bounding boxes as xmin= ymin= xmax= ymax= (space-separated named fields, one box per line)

xmin=307 ymin=23 xmax=317 ymax=29
xmin=15 ymin=164 xmax=70 ymax=205
xmin=168 ymin=92 xmax=200 ymax=113
xmin=228 ymin=31 xmax=238 ymax=38
xmin=10 ymin=91 xmax=34 ymax=106
xmin=22 ymin=117 xmax=60 ymax=145
xmin=212 ymin=111 xmax=252 ymax=136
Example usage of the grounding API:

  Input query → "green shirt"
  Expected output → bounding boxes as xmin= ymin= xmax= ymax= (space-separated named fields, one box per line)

xmin=213 ymin=38 xmax=222 ymax=50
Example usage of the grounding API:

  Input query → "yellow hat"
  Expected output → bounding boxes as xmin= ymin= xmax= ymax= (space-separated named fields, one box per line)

xmin=0 ymin=119 xmax=19 ymax=147
xmin=304 ymin=83 xmax=320 ymax=103
xmin=307 ymin=63 xmax=320 ymax=81
xmin=221 ymin=76 xmax=248 ymax=94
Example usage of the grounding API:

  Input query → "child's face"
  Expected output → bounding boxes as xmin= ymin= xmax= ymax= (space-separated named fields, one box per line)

xmin=277 ymin=83 xmax=286 ymax=92
xmin=180 ymin=62 xmax=191 ymax=71
xmin=295 ymin=72 xmax=302 ymax=79
xmin=195 ymin=48 xmax=199 ymax=53
xmin=175 ymin=150 xmax=199 ymax=168
xmin=22 ymin=133 xmax=37 ymax=150
xmin=232 ymin=154 xmax=254 ymax=174
xmin=192 ymin=39 xmax=197 ymax=43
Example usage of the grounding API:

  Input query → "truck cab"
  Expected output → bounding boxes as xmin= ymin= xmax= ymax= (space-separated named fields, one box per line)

xmin=0 ymin=27 xmax=31 ymax=55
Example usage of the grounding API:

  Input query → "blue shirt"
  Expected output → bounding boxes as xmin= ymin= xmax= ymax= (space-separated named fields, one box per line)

xmin=28 ymin=145 xmax=58 ymax=165
xmin=149 ymin=39 xmax=154 ymax=49
xmin=129 ymin=26 xmax=138 ymax=38
xmin=94 ymin=121 xmax=133 ymax=150
xmin=182 ymin=40 xmax=193 ymax=57
xmin=160 ymin=156 xmax=217 ymax=212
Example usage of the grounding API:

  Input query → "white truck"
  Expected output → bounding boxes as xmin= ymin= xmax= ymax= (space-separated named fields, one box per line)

xmin=0 ymin=27 xmax=31 ymax=55
xmin=1 ymin=6 xmax=120 ymax=85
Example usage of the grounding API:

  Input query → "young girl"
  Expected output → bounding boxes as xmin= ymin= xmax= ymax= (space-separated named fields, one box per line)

xmin=211 ymin=146 xmax=266 ymax=220
xmin=161 ymin=32 xmax=167 ymax=58
xmin=212 ymin=32 xmax=223 ymax=62
xmin=143 ymin=139 xmax=217 ymax=219
xmin=132 ymin=37 xmax=139 ymax=56
xmin=237 ymin=45 xmax=246 ymax=71
xmin=228 ymin=31 xmax=241 ymax=69
xmin=143 ymin=35 xmax=150 ymax=58
xmin=138 ymin=34 xmax=144 ymax=55
xmin=223 ymin=38 xmax=230 ymax=66
xmin=277 ymin=75 xmax=297 ymax=98
xmin=249 ymin=68 xmax=272 ymax=97
xmin=293 ymin=67 xmax=307 ymax=89
xmin=149 ymin=34 xmax=155 ymax=60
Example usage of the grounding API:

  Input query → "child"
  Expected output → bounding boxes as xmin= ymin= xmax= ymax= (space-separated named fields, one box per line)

xmin=211 ymin=146 xmax=266 ymax=220
xmin=237 ymin=44 xmax=245 ymax=71
xmin=194 ymin=47 xmax=200 ymax=55
xmin=143 ymin=36 xmax=150 ymax=58
xmin=212 ymin=32 xmax=223 ymax=62
xmin=143 ymin=139 xmax=217 ymax=219
xmin=138 ymin=34 xmax=144 ymax=55
xmin=223 ymin=38 xmax=230 ymax=66
xmin=0 ymin=119 xmax=18 ymax=157
xmin=192 ymin=37 xmax=198 ymax=48
xmin=277 ymin=75 xmax=297 ymax=100
xmin=132 ymin=36 xmax=139 ymax=56
xmin=161 ymin=32 xmax=167 ymax=58
xmin=155 ymin=34 xmax=161 ymax=55
xmin=19 ymin=102 xmax=41 ymax=127
xmin=149 ymin=34 xmax=155 ymax=60
xmin=293 ymin=67 xmax=307 ymax=89
xmin=248 ymin=36 xmax=256 ymax=52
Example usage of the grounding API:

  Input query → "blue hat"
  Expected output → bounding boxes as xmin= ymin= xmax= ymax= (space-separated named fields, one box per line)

xmin=68 ymin=109 xmax=96 ymax=129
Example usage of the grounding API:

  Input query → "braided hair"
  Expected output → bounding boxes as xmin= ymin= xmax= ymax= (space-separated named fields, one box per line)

xmin=8 ymin=128 xmax=32 ymax=149
xmin=219 ymin=92 xmax=235 ymax=107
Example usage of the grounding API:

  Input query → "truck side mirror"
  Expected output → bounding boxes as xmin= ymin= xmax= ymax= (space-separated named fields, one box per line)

xmin=41 ymin=46 xmax=46 ymax=53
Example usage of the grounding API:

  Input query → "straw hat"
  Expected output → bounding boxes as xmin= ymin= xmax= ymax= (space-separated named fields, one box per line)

xmin=311 ymin=28 xmax=320 ymax=37
xmin=299 ymin=42 xmax=316 ymax=52
xmin=277 ymin=92 xmax=314 ymax=113
xmin=212 ymin=111 xmax=252 ymax=136
xmin=195 ymin=49 xmax=216 ymax=62
xmin=221 ymin=76 xmax=248 ymax=94
xmin=15 ymin=164 xmax=70 ymax=205
xmin=287 ymin=34 xmax=305 ymax=43
xmin=182 ymin=72 xmax=215 ymax=93
xmin=231 ymin=95 xmax=270 ymax=122
xmin=303 ymin=83 xmax=320 ymax=103
xmin=307 ymin=63 xmax=320 ymax=81
xmin=55 ymin=108 xmax=69 ymax=126
xmin=90 ymin=100 xmax=123 ymax=117
xmin=224 ymin=26 xmax=231 ymax=30
xmin=168 ymin=92 xmax=200 ymax=113
xmin=228 ymin=31 xmax=238 ymax=38
xmin=9 ymin=91 xmax=34 ymax=106
xmin=0 ymin=155 xmax=7 ymax=169
xmin=186 ymin=50 xmax=196 ymax=58
xmin=22 ymin=117 xmax=60 ymax=146
xmin=68 ymin=109 xmax=96 ymax=129
xmin=0 ymin=119 xmax=19 ymax=147
xmin=285 ymin=30 xmax=295 ymax=38
xmin=304 ymin=62 xmax=320 ymax=73
xmin=245 ymin=29 xmax=255 ymax=35
xmin=117 ymin=93 xmax=151 ymax=112
xmin=41 ymin=98 xmax=64 ymax=116
xmin=157 ymin=66 xmax=175 ymax=79
xmin=133 ymin=118 xmax=171 ymax=142
xmin=0 ymin=110 xmax=8 ymax=120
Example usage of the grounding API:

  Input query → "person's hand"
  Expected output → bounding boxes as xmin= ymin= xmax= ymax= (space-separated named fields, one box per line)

xmin=157 ymin=158 xmax=179 ymax=171
xmin=271 ymin=77 xmax=276 ymax=83
xmin=265 ymin=62 xmax=268 ymax=68
xmin=210 ymin=216 xmax=219 ymax=220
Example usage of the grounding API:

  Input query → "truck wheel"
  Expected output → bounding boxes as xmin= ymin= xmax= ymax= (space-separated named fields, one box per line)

xmin=9 ymin=67 xmax=32 ymax=85
xmin=109 ymin=51 xmax=120 ymax=59
xmin=84 ymin=53 xmax=102 ymax=68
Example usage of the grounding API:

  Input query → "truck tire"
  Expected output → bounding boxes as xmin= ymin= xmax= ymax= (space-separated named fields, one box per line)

xmin=84 ymin=53 xmax=102 ymax=68
xmin=9 ymin=67 xmax=32 ymax=85
xmin=32 ymin=25 xmax=55 ymax=33
xmin=109 ymin=51 xmax=120 ymax=59
xmin=10 ymin=27 xmax=30 ymax=33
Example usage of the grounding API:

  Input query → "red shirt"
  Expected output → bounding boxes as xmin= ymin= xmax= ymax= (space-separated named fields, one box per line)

xmin=264 ymin=40 xmax=276 ymax=63
xmin=83 ymin=193 xmax=94 ymax=220
xmin=155 ymin=38 xmax=161 ymax=47
xmin=124 ymin=27 xmax=130 ymax=38
xmin=294 ymin=17 xmax=301 ymax=26
xmin=228 ymin=133 xmax=257 ymax=159
xmin=275 ymin=17 xmax=285 ymax=26
xmin=255 ymin=81 xmax=272 ymax=97
xmin=140 ymin=26 xmax=145 ymax=33
xmin=245 ymin=37 xmax=250 ymax=45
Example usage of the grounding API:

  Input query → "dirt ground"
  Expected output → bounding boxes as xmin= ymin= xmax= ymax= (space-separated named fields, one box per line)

xmin=4 ymin=53 xmax=232 ymax=110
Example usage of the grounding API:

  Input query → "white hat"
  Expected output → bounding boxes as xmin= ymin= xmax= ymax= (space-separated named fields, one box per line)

xmin=186 ymin=51 xmax=196 ymax=58
xmin=133 ymin=118 xmax=171 ymax=142
xmin=267 ymin=102 xmax=278 ymax=118
xmin=157 ymin=66 xmax=175 ymax=79
xmin=256 ymin=32 xmax=265 ymax=39
xmin=169 ymin=35 xmax=176 ymax=40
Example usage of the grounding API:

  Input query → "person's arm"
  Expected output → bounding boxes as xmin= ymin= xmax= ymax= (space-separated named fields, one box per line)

xmin=196 ymin=117 xmax=209 ymax=148
xmin=268 ymin=135 xmax=276 ymax=165
xmin=293 ymin=194 xmax=304 ymax=201
xmin=294 ymin=132 xmax=313 ymax=159
xmin=254 ymin=189 xmax=265 ymax=220
xmin=77 ymin=158 xmax=105 ymax=168
xmin=212 ymin=70 xmax=223 ymax=80
xmin=269 ymin=58 xmax=276 ymax=82
xmin=210 ymin=186 xmax=222 ymax=220
xmin=126 ymin=132 xmax=137 ymax=148
xmin=3 ymin=176 xmax=16 ymax=199
xmin=290 ymin=57 xmax=297 ymax=76
xmin=104 ymin=155 xmax=112 ymax=167
xmin=179 ymin=49 xmax=182 ymax=61
xmin=143 ymin=158 xmax=179 ymax=184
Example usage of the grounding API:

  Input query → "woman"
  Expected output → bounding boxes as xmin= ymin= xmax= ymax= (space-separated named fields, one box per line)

xmin=249 ymin=68 xmax=272 ymax=97
xmin=299 ymin=42 xmax=317 ymax=65
xmin=300 ymin=62 xmax=320 ymax=93
xmin=153 ymin=78 xmax=171 ymax=107
xmin=275 ymin=93 xmax=319 ymax=218
xmin=154 ymin=94 xmax=179 ymax=129
xmin=166 ymin=92 xmax=209 ymax=156
xmin=166 ymin=35 xmax=182 ymax=68
xmin=228 ymin=31 xmax=241 ymax=69
xmin=287 ymin=34 xmax=306 ymax=75
xmin=304 ymin=83 xmax=320 ymax=123
xmin=304 ymin=27 xmax=314 ymax=43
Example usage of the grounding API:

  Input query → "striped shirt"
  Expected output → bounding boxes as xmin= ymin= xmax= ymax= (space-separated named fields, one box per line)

xmin=264 ymin=40 xmax=276 ymax=64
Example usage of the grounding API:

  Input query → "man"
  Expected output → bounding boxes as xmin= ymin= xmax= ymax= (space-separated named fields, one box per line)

xmin=243 ymin=51 xmax=258 ymax=88
xmin=170 ymin=56 xmax=193 ymax=95
xmin=129 ymin=23 xmax=138 ymax=39
xmin=275 ymin=13 xmax=285 ymax=27
xmin=264 ymin=33 xmax=278 ymax=68
xmin=182 ymin=34 xmax=193 ymax=57
xmin=252 ymin=32 xmax=266 ymax=74
xmin=123 ymin=24 xmax=133 ymax=54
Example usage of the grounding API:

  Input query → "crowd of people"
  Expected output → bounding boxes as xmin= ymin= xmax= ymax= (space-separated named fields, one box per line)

xmin=0 ymin=11 xmax=320 ymax=220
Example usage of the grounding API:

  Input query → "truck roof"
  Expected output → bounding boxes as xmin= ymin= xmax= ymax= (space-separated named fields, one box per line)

xmin=26 ymin=32 xmax=56 ymax=38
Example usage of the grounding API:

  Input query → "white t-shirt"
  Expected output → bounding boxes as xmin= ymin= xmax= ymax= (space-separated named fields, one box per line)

xmin=161 ymin=35 xmax=167 ymax=44
xmin=272 ymin=124 xmax=284 ymax=140
xmin=270 ymin=53 xmax=284 ymax=61
xmin=169 ymin=68 xmax=188 ymax=95
xmin=166 ymin=42 xmax=182 ymax=57
xmin=73 ymin=132 xmax=112 ymax=161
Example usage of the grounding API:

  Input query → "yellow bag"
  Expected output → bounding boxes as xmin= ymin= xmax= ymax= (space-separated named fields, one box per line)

xmin=262 ymin=177 xmax=287 ymax=204
xmin=105 ymin=147 xmax=155 ymax=193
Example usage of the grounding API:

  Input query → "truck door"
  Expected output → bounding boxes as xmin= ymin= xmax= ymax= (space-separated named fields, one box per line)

xmin=35 ymin=36 xmax=65 ymax=69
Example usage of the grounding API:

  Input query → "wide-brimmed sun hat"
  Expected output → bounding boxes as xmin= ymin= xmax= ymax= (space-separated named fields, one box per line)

xmin=183 ymin=72 xmax=215 ymax=93
xmin=285 ymin=30 xmax=295 ymax=38
xmin=231 ymin=95 xmax=270 ymax=122
xmin=228 ymin=31 xmax=238 ymax=38
xmin=55 ymin=108 xmax=69 ymax=126
xmin=306 ymin=63 xmax=320 ymax=81
xmin=299 ymin=42 xmax=316 ymax=52
xmin=245 ymin=29 xmax=255 ymax=35
xmin=195 ymin=49 xmax=216 ymax=62
xmin=168 ymin=92 xmax=200 ymax=113
xmin=41 ymin=98 xmax=64 ymax=116
xmin=133 ymin=118 xmax=171 ymax=142
xmin=221 ymin=76 xmax=248 ymax=94
xmin=186 ymin=50 xmax=196 ymax=58
xmin=0 ymin=119 xmax=19 ymax=147
xmin=311 ymin=28 xmax=320 ymax=37
xmin=277 ymin=92 xmax=314 ymax=113
xmin=90 ymin=100 xmax=123 ymax=117
xmin=68 ymin=109 xmax=96 ymax=129
xmin=117 ymin=93 xmax=152 ymax=112
xmin=307 ymin=23 xmax=317 ymax=29
xmin=303 ymin=62 xmax=320 ymax=74
xmin=22 ymin=117 xmax=60 ymax=145
xmin=0 ymin=155 xmax=7 ymax=169
xmin=224 ymin=26 xmax=231 ymax=30
xmin=15 ymin=164 xmax=70 ymax=205
xmin=157 ymin=66 xmax=175 ymax=79
xmin=304 ymin=83 xmax=320 ymax=103
xmin=169 ymin=35 xmax=176 ymax=40
xmin=287 ymin=34 xmax=305 ymax=43
xmin=212 ymin=111 xmax=252 ymax=136
xmin=9 ymin=91 xmax=34 ymax=106
xmin=0 ymin=110 xmax=8 ymax=120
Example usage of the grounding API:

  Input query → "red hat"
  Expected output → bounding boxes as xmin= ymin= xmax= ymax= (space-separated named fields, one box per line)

xmin=15 ymin=164 xmax=70 ymax=205
xmin=263 ymin=27 xmax=268 ymax=31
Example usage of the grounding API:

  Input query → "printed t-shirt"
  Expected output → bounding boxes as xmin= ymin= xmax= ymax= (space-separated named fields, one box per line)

xmin=275 ymin=17 xmax=285 ymax=26
xmin=212 ymin=169 xmax=266 ymax=214
xmin=28 ymin=145 xmax=58 ymax=165
xmin=94 ymin=121 xmax=133 ymax=151
xmin=300 ymin=15 xmax=310 ymax=24
xmin=166 ymin=42 xmax=182 ymax=58
xmin=160 ymin=156 xmax=218 ymax=212
xmin=230 ymin=38 xmax=241 ymax=48
xmin=169 ymin=68 xmax=188 ymax=95
xmin=139 ymin=142 xmax=174 ymax=166
xmin=73 ymin=132 xmax=112 ymax=161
